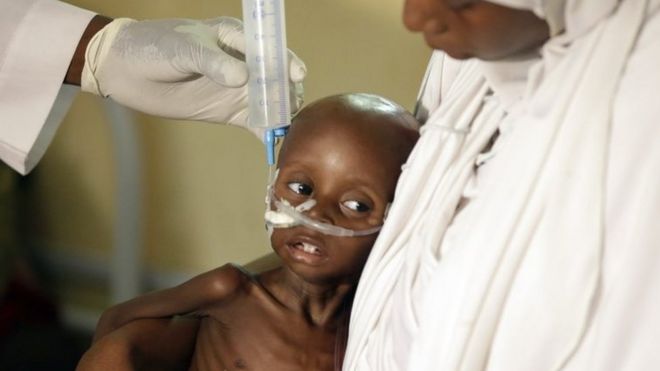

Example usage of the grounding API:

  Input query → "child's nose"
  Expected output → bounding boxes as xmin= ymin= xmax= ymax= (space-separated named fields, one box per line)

xmin=305 ymin=199 xmax=336 ymax=225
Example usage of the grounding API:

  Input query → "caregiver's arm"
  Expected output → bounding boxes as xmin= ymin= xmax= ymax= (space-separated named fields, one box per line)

xmin=64 ymin=15 xmax=112 ymax=86
xmin=77 ymin=317 xmax=199 ymax=371
xmin=73 ymin=15 xmax=305 ymax=126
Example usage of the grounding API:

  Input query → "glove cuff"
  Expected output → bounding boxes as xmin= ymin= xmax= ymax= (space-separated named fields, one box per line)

xmin=81 ymin=18 xmax=136 ymax=96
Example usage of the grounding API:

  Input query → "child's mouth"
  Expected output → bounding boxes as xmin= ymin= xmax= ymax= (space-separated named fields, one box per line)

xmin=286 ymin=239 xmax=327 ymax=265
xmin=293 ymin=242 xmax=321 ymax=255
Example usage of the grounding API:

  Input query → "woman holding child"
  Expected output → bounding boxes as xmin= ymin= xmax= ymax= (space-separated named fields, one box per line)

xmin=78 ymin=0 xmax=660 ymax=370
xmin=346 ymin=0 xmax=660 ymax=370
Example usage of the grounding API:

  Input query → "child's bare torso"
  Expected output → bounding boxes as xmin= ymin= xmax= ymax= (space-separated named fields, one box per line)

xmin=187 ymin=266 xmax=344 ymax=371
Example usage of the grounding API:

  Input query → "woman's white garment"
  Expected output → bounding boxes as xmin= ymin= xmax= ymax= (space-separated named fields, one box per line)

xmin=345 ymin=0 xmax=660 ymax=370
xmin=0 ymin=0 xmax=94 ymax=175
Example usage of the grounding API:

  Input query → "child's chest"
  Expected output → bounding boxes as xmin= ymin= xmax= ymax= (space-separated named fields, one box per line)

xmin=188 ymin=296 xmax=341 ymax=371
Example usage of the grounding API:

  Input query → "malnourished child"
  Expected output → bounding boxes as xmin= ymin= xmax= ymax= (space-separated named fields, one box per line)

xmin=79 ymin=93 xmax=419 ymax=371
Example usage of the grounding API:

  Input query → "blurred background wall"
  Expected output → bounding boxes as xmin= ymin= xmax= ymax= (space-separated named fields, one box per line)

xmin=16 ymin=0 xmax=430 ymax=336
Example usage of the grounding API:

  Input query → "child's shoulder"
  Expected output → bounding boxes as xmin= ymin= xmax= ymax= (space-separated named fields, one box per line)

xmin=189 ymin=263 xmax=254 ymax=302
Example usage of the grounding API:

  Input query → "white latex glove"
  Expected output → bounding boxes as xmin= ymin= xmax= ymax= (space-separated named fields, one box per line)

xmin=81 ymin=17 xmax=306 ymax=131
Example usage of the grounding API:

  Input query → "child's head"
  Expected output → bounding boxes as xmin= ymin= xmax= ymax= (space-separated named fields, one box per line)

xmin=268 ymin=93 xmax=419 ymax=285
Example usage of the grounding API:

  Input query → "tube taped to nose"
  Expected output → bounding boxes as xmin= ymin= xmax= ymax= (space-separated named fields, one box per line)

xmin=265 ymin=197 xmax=383 ymax=237
xmin=264 ymin=170 xmax=384 ymax=237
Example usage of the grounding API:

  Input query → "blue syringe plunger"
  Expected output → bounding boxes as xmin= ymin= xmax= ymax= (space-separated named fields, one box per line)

xmin=265 ymin=127 xmax=289 ymax=166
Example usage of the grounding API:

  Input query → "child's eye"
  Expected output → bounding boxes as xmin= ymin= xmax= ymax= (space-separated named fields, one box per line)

xmin=287 ymin=181 xmax=313 ymax=196
xmin=342 ymin=200 xmax=371 ymax=213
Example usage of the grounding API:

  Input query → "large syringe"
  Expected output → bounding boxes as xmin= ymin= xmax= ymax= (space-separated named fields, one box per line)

xmin=241 ymin=0 xmax=291 ymax=166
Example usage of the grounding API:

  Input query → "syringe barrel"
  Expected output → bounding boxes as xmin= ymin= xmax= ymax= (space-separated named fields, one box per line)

xmin=242 ymin=0 xmax=291 ymax=129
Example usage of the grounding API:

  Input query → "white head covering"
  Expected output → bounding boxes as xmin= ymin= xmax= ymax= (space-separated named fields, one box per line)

xmin=486 ymin=0 xmax=618 ymax=37
xmin=344 ymin=0 xmax=653 ymax=370
xmin=487 ymin=0 xmax=567 ymax=35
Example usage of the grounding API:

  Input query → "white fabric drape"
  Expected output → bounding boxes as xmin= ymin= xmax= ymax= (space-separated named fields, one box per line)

xmin=345 ymin=0 xmax=660 ymax=370
xmin=0 ymin=0 xmax=94 ymax=174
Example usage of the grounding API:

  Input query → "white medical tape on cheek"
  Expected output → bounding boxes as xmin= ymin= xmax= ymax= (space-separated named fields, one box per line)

xmin=263 ymin=167 xmax=385 ymax=237
xmin=295 ymin=199 xmax=317 ymax=212
xmin=271 ymin=198 xmax=383 ymax=237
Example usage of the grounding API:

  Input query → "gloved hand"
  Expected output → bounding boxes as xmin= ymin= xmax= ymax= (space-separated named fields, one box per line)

xmin=81 ymin=17 xmax=306 ymax=134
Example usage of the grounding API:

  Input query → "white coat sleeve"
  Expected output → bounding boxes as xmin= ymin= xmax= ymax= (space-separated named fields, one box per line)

xmin=0 ymin=0 xmax=94 ymax=175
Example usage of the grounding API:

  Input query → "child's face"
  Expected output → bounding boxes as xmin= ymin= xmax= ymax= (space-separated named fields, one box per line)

xmin=402 ymin=0 xmax=549 ymax=60
xmin=269 ymin=102 xmax=412 ymax=285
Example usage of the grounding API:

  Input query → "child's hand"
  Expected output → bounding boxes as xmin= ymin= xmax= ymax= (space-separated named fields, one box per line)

xmin=77 ymin=332 xmax=135 ymax=370
xmin=79 ymin=318 xmax=199 ymax=371
xmin=92 ymin=306 xmax=128 ymax=343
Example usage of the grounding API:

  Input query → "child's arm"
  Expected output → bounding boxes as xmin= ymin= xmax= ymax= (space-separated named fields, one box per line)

xmin=93 ymin=263 xmax=244 ymax=342
xmin=77 ymin=317 xmax=199 ymax=371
